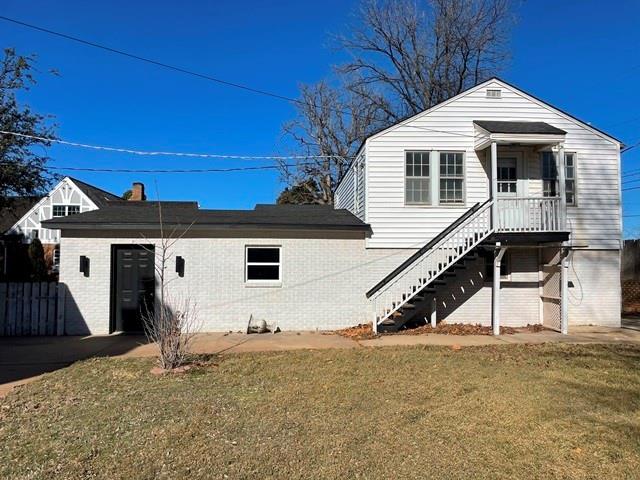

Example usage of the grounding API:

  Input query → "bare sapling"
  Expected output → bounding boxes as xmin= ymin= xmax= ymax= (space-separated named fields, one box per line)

xmin=141 ymin=192 xmax=201 ymax=370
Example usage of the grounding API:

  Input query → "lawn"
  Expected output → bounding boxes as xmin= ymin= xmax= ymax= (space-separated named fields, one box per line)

xmin=1 ymin=344 xmax=639 ymax=480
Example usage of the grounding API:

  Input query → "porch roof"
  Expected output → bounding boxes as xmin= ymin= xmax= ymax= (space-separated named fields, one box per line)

xmin=473 ymin=120 xmax=566 ymax=150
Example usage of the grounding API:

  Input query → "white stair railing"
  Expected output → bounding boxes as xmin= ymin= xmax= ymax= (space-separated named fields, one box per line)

xmin=367 ymin=200 xmax=494 ymax=330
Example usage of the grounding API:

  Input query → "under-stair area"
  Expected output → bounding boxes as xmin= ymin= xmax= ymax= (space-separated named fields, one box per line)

xmin=377 ymin=249 xmax=482 ymax=332
xmin=367 ymin=199 xmax=495 ymax=333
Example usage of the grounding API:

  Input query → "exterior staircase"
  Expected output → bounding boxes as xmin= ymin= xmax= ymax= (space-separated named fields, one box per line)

xmin=366 ymin=199 xmax=494 ymax=333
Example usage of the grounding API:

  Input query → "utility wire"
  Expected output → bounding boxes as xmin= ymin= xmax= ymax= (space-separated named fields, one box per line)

xmin=0 ymin=161 xmax=314 ymax=174
xmin=0 ymin=15 xmax=475 ymax=139
xmin=0 ymin=130 xmax=350 ymax=160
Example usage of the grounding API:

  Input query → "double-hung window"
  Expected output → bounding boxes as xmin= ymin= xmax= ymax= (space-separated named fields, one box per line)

xmin=246 ymin=246 xmax=281 ymax=283
xmin=439 ymin=152 xmax=464 ymax=204
xmin=541 ymin=152 xmax=577 ymax=205
xmin=405 ymin=151 xmax=430 ymax=205
xmin=53 ymin=205 xmax=81 ymax=217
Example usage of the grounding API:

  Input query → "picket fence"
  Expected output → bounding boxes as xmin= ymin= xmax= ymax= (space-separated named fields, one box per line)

xmin=0 ymin=282 xmax=65 ymax=336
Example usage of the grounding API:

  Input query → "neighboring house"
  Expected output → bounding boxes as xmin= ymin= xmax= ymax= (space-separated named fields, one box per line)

xmin=44 ymin=78 xmax=622 ymax=336
xmin=5 ymin=177 xmax=140 ymax=273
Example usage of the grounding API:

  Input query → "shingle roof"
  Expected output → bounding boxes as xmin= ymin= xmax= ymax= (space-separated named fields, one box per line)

xmin=473 ymin=120 xmax=566 ymax=135
xmin=68 ymin=177 xmax=124 ymax=208
xmin=42 ymin=202 xmax=370 ymax=231
xmin=0 ymin=196 xmax=41 ymax=234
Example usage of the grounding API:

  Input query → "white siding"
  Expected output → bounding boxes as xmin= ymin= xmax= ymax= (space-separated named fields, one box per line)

xmin=365 ymin=79 xmax=621 ymax=250
xmin=334 ymin=152 xmax=366 ymax=221
xmin=8 ymin=178 xmax=98 ymax=244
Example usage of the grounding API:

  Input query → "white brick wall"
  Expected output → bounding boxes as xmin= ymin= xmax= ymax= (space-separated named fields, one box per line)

xmin=59 ymin=232 xmax=620 ymax=334
xmin=435 ymin=249 xmax=541 ymax=327
xmin=567 ymin=249 xmax=621 ymax=327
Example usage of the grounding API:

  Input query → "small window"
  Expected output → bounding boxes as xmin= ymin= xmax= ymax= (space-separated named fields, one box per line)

xmin=53 ymin=205 xmax=81 ymax=217
xmin=486 ymin=89 xmax=502 ymax=98
xmin=246 ymin=247 xmax=281 ymax=282
xmin=52 ymin=205 xmax=67 ymax=217
xmin=439 ymin=152 xmax=464 ymax=204
xmin=405 ymin=151 xmax=431 ymax=205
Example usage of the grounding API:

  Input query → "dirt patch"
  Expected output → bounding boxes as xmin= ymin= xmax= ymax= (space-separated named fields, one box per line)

xmin=335 ymin=323 xmax=378 ymax=340
xmin=336 ymin=322 xmax=549 ymax=339
xmin=394 ymin=323 xmax=549 ymax=336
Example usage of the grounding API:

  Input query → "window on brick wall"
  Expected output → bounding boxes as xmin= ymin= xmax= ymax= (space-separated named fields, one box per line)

xmin=246 ymin=246 xmax=281 ymax=282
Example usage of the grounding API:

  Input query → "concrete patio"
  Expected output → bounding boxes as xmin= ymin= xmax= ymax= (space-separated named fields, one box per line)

xmin=2 ymin=325 xmax=639 ymax=397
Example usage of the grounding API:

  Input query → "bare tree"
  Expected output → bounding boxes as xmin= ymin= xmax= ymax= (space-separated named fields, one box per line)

xmin=279 ymin=81 xmax=385 ymax=204
xmin=141 ymin=200 xmax=200 ymax=370
xmin=279 ymin=0 xmax=512 ymax=203
xmin=339 ymin=0 xmax=512 ymax=120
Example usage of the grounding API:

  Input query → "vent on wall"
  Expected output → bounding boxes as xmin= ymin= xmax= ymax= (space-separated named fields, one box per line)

xmin=486 ymin=89 xmax=502 ymax=98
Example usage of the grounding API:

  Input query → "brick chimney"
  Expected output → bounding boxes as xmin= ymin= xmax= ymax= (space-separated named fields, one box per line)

xmin=129 ymin=182 xmax=146 ymax=201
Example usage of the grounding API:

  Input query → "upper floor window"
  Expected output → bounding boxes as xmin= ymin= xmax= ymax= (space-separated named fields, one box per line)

xmin=541 ymin=152 xmax=577 ymax=206
xmin=439 ymin=152 xmax=464 ymax=204
xmin=53 ymin=205 xmax=81 ymax=217
xmin=405 ymin=151 xmax=431 ymax=205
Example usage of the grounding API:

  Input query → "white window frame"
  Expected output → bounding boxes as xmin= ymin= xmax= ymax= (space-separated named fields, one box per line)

xmin=52 ymin=204 xmax=81 ymax=217
xmin=404 ymin=151 xmax=431 ymax=206
xmin=245 ymin=246 xmax=282 ymax=286
xmin=438 ymin=151 xmax=466 ymax=205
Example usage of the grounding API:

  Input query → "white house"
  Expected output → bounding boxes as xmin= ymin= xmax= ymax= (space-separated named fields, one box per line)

xmin=45 ymin=78 xmax=622 ymax=335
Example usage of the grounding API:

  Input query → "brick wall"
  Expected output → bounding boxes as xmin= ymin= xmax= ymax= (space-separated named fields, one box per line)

xmin=58 ymin=232 xmax=621 ymax=334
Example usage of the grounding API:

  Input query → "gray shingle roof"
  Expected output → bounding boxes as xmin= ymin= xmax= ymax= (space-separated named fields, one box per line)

xmin=473 ymin=120 xmax=566 ymax=135
xmin=42 ymin=202 xmax=369 ymax=231
xmin=68 ymin=177 xmax=124 ymax=208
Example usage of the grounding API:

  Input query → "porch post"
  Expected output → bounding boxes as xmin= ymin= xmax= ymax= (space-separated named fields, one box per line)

xmin=560 ymin=248 xmax=570 ymax=335
xmin=557 ymin=143 xmax=567 ymax=230
xmin=492 ymin=243 xmax=506 ymax=336
xmin=490 ymin=141 xmax=498 ymax=230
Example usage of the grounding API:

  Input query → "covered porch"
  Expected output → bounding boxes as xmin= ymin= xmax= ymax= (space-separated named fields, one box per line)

xmin=474 ymin=120 xmax=572 ymax=335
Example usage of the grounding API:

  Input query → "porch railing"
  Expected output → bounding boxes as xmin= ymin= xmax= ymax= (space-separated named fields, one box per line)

xmin=496 ymin=197 xmax=562 ymax=232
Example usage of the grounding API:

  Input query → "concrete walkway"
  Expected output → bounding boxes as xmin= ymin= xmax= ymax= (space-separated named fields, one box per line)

xmin=1 ymin=326 xmax=639 ymax=398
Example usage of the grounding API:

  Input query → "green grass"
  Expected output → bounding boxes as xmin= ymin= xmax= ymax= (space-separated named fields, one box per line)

xmin=1 ymin=344 xmax=639 ymax=479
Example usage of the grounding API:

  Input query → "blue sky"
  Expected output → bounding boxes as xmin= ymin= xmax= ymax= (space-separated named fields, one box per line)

xmin=1 ymin=0 xmax=639 ymax=233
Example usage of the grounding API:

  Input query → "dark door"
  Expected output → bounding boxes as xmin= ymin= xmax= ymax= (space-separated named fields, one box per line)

xmin=111 ymin=245 xmax=155 ymax=333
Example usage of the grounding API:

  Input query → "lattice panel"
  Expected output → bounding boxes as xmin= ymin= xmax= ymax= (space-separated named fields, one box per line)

xmin=541 ymin=264 xmax=562 ymax=331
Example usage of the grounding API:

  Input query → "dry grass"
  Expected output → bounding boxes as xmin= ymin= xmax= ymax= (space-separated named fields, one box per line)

xmin=1 ymin=344 xmax=639 ymax=479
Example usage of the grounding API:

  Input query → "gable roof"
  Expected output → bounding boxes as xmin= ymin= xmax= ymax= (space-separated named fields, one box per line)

xmin=336 ymin=77 xmax=623 ymax=192
xmin=42 ymin=202 xmax=370 ymax=231
xmin=363 ymin=77 xmax=622 ymax=146
xmin=67 ymin=177 xmax=123 ymax=208
xmin=0 ymin=196 xmax=41 ymax=234
xmin=473 ymin=120 xmax=566 ymax=135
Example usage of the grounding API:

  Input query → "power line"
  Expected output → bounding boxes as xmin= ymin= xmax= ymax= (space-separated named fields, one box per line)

xmin=622 ymin=140 xmax=640 ymax=154
xmin=0 ymin=130 xmax=350 ymax=160
xmin=0 ymin=15 xmax=475 ymax=140
xmin=0 ymin=161 xmax=314 ymax=174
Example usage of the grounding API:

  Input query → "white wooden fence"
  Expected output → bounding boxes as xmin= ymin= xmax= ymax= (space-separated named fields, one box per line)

xmin=0 ymin=283 xmax=65 ymax=336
